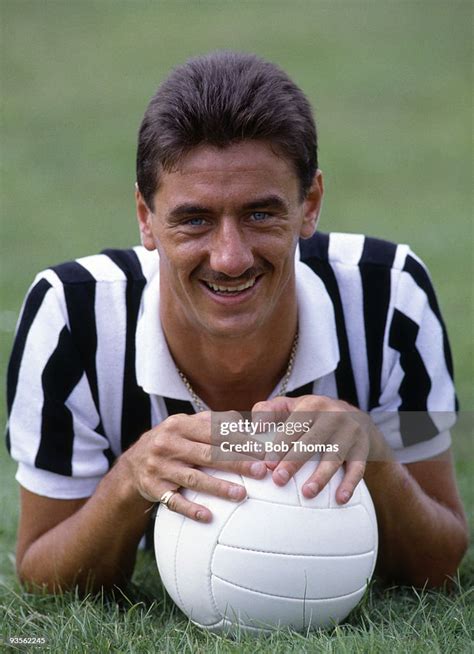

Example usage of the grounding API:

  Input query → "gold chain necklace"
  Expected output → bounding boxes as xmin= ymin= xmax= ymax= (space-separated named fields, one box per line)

xmin=176 ymin=330 xmax=299 ymax=412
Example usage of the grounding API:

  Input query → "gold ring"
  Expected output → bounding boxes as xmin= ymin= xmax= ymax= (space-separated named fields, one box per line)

xmin=159 ymin=489 xmax=177 ymax=507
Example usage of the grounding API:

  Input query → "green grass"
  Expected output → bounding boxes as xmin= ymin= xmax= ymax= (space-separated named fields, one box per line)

xmin=1 ymin=443 xmax=471 ymax=652
xmin=1 ymin=571 xmax=473 ymax=654
xmin=0 ymin=1 xmax=473 ymax=652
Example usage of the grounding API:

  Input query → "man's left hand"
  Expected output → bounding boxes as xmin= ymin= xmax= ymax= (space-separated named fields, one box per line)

xmin=252 ymin=395 xmax=391 ymax=504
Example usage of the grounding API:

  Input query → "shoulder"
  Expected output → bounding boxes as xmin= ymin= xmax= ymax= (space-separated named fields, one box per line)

xmin=20 ymin=246 xmax=159 ymax=335
xmin=42 ymin=246 xmax=158 ymax=287
xmin=299 ymin=231 xmax=413 ymax=273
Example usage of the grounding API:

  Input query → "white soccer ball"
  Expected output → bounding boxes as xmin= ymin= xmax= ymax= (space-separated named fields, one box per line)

xmin=154 ymin=461 xmax=378 ymax=634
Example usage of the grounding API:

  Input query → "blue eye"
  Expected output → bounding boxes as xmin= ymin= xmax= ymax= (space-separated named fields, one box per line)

xmin=186 ymin=217 xmax=207 ymax=226
xmin=251 ymin=211 xmax=269 ymax=222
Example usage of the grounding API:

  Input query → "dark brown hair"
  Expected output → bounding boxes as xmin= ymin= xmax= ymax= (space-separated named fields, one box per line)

xmin=136 ymin=51 xmax=318 ymax=210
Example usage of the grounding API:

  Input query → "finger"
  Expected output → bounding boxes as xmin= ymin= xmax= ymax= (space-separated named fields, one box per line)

xmin=335 ymin=460 xmax=366 ymax=505
xmin=163 ymin=491 xmax=213 ymax=523
xmin=262 ymin=421 xmax=309 ymax=469
xmin=211 ymin=431 xmax=267 ymax=458
xmin=167 ymin=465 xmax=247 ymax=503
xmin=265 ymin=414 xmax=327 ymax=475
xmin=160 ymin=411 xmax=213 ymax=444
xmin=268 ymin=424 xmax=331 ymax=483
xmin=301 ymin=458 xmax=342 ymax=499
xmin=213 ymin=457 xmax=268 ymax=480
xmin=177 ymin=440 xmax=265 ymax=469
xmin=252 ymin=396 xmax=298 ymax=423
xmin=263 ymin=402 xmax=324 ymax=468
xmin=187 ymin=411 xmax=267 ymax=455
xmin=251 ymin=400 xmax=291 ymax=468
xmin=271 ymin=456 xmax=307 ymax=486
xmin=156 ymin=416 xmax=266 ymax=468
xmin=255 ymin=395 xmax=339 ymax=472
xmin=299 ymin=418 xmax=368 ymax=498
xmin=268 ymin=402 xmax=363 ymax=480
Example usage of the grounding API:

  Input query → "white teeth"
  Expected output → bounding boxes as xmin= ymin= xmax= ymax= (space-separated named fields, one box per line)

xmin=206 ymin=278 xmax=257 ymax=293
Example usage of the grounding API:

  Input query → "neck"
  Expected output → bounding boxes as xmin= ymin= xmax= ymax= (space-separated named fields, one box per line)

xmin=162 ymin=302 xmax=298 ymax=412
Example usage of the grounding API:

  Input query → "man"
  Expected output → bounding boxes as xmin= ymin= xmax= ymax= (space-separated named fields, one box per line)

xmin=6 ymin=51 xmax=468 ymax=593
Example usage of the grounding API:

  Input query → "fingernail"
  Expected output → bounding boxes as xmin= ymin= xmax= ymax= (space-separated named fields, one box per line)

xmin=228 ymin=485 xmax=245 ymax=500
xmin=250 ymin=462 xmax=267 ymax=478
xmin=341 ymin=490 xmax=352 ymax=503
xmin=275 ymin=469 xmax=290 ymax=485
xmin=195 ymin=511 xmax=208 ymax=521
xmin=303 ymin=482 xmax=319 ymax=498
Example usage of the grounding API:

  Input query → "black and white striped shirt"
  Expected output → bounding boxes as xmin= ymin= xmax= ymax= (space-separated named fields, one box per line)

xmin=6 ymin=232 xmax=457 ymax=499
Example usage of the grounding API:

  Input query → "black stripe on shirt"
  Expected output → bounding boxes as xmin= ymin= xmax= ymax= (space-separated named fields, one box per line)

xmin=403 ymin=254 xmax=456 ymax=385
xmin=300 ymin=233 xmax=358 ymax=406
xmin=287 ymin=382 xmax=315 ymax=398
xmin=52 ymin=263 xmax=100 ymax=411
xmin=389 ymin=308 xmax=438 ymax=445
xmin=359 ymin=237 xmax=396 ymax=410
xmin=6 ymin=278 xmax=52 ymax=453
xmin=52 ymin=261 xmax=114 ymax=466
xmin=35 ymin=327 xmax=84 ymax=476
xmin=164 ymin=397 xmax=196 ymax=416
xmin=102 ymin=249 xmax=151 ymax=451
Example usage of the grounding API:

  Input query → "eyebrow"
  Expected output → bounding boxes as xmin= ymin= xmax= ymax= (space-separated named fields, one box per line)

xmin=167 ymin=195 xmax=290 ymax=221
xmin=167 ymin=204 xmax=211 ymax=221
xmin=241 ymin=195 xmax=290 ymax=213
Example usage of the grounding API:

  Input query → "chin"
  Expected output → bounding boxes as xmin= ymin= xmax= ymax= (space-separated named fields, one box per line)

xmin=199 ymin=318 xmax=262 ymax=340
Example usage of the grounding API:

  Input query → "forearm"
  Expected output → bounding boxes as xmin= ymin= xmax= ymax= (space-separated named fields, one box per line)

xmin=365 ymin=460 xmax=468 ymax=587
xmin=18 ymin=460 xmax=153 ymax=593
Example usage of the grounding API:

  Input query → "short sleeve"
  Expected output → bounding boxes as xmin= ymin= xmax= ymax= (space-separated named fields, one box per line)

xmin=370 ymin=249 xmax=457 ymax=463
xmin=6 ymin=271 xmax=112 ymax=498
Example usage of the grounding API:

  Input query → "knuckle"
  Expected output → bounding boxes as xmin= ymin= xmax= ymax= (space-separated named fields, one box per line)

xmin=225 ymin=410 xmax=242 ymax=422
xmin=182 ymin=468 xmax=199 ymax=489
xmin=200 ymin=443 xmax=212 ymax=464
xmin=164 ymin=413 xmax=187 ymax=431
xmin=152 ymin=437 xmax=168 ymax=457
xmin=143 ymin=461 xmax=156 ymax=479
xmin=138 ymin=480 xmax=154 ymax=500
xmin=196 ymin=410 xmax=212 ymax=425
xmin=295 ymin=396 xmax=317 ymax=411
xmin=167 ymin=496 xmax=180 ymax=512
xmin=309 ymin=394 xmax=330 ymax=411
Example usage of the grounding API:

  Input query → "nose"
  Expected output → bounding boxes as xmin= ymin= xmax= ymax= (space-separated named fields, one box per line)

xmin=209 ymin=218 xmax=254 ymax=277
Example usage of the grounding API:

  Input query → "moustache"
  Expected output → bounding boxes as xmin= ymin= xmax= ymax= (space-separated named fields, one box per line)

xmin=196 ymin=267 xmax=267 ymax=285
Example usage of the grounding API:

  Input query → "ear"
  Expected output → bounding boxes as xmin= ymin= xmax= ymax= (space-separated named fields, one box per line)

xmin=135 ymin=183 xmax=156 ymax=251
xmin=299 ymin=170 xmax=324 ymax=239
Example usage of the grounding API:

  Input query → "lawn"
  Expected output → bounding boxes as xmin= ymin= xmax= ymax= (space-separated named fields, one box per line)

xmin=0 ymin=1 xmax=472 ymax=652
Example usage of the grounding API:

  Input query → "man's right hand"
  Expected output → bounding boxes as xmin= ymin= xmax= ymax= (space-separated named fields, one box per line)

xmin=120 ymin=411 xmax=267 ymax=522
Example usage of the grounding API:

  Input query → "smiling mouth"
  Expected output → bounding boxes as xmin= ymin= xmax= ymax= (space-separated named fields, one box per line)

xmin=202 ymin=276 xmax=260 ymax=296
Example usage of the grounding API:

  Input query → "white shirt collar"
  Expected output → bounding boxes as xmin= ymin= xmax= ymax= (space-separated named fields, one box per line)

xmin=135 ymin=251 xmax=340 ymax=399
xmin=286 ymin=259 xmax=340 ymax=393
xmin=135 ymin=264 xmax=191 ymax=399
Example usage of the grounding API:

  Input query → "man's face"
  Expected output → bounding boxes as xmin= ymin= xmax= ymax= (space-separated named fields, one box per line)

xmin=136 ymin=141 xmax=323 ymax=339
